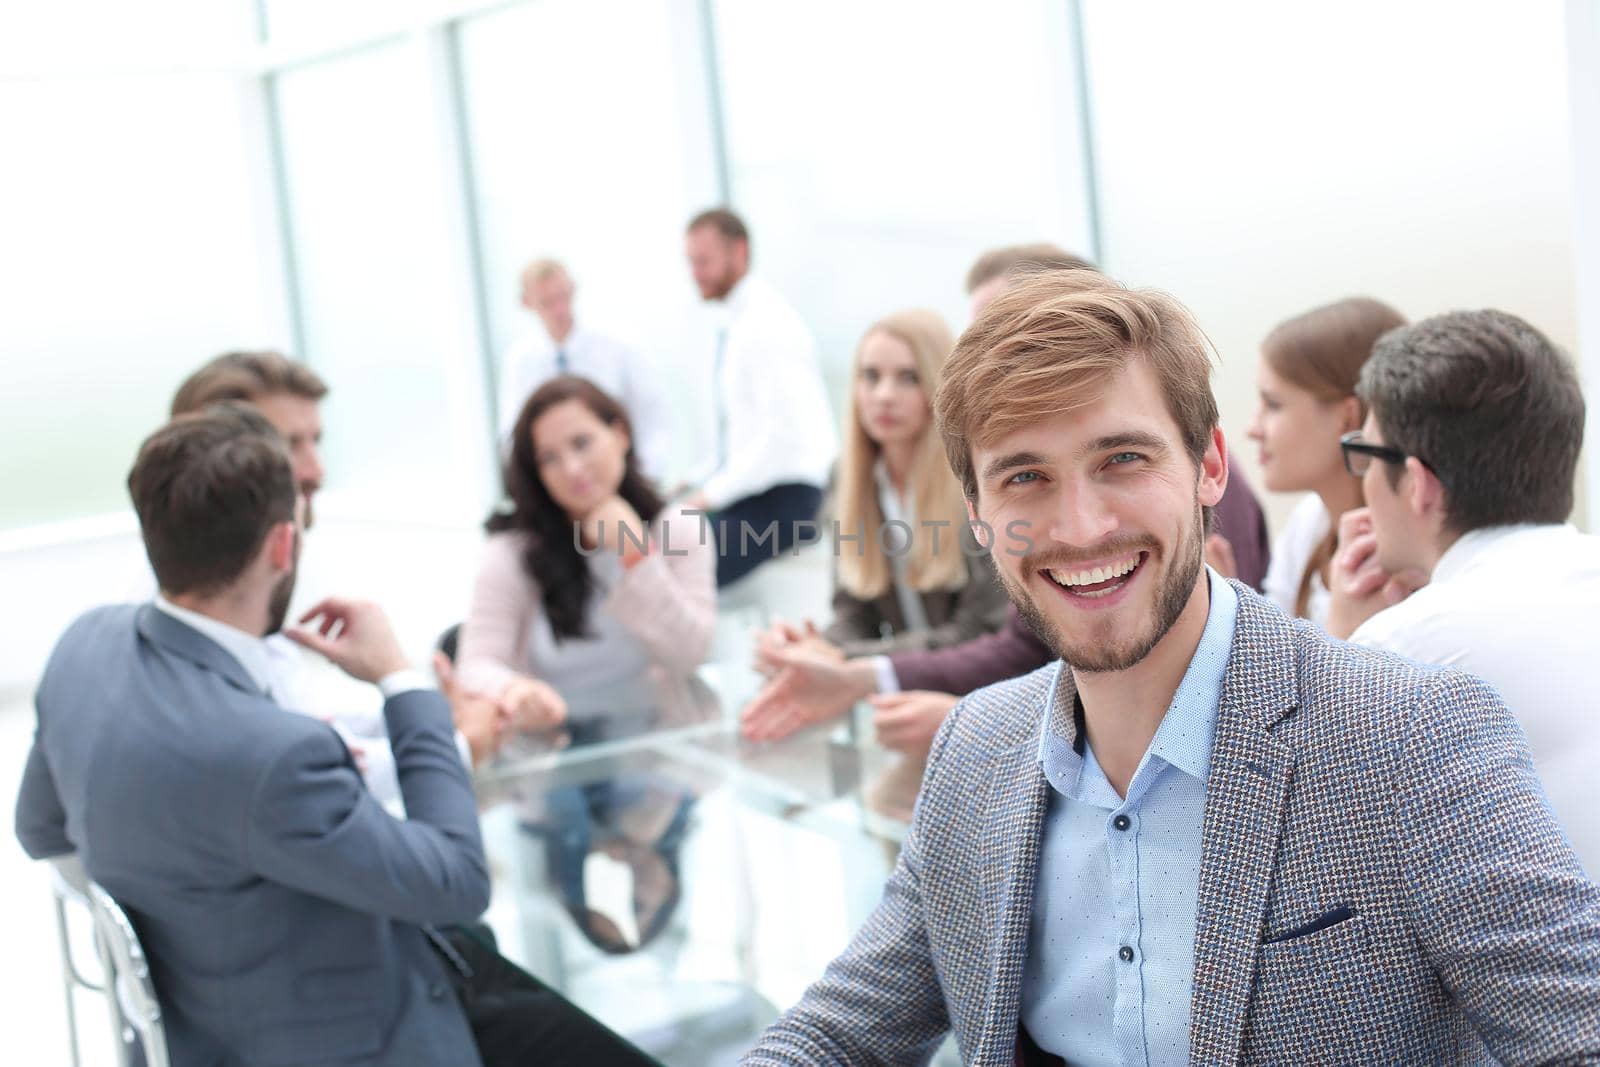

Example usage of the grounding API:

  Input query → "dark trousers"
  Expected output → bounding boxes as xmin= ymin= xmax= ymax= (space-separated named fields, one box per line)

xmin=443 ymin=926 xmax=659 ymax=1066
xmin=712 ymin=481 xmax=824 ymax=587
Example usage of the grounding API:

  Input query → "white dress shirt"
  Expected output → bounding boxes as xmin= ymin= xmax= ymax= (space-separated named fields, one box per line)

xmin=152 ymin=597 xmax=464 ymax=813
xmin=1261 ymin=493 xmax=1332 ymax=626
xmin=873 ymin=459 xmax=932 ymax=634
xmin=498 ymin=324 xmax=673 ymax=482
xmin=697 ymin=274 xmax=836 ymax=509
xmin=1349 ymin=523 xmax=1600 ymax=872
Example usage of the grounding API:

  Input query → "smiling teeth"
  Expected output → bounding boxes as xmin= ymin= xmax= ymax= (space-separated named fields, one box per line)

xmin=1048 ymin=556 xmax=1140 ymax=588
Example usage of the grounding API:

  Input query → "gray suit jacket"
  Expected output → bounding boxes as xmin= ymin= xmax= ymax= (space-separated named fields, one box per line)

xmin=15 ymin=604 xmax=491 ymax=1067
xmin=744 ymin=583 xmax=1600 ymax=1065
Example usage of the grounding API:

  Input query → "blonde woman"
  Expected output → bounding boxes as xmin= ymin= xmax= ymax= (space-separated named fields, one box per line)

xmin=757 ymin=309 xmax=1007 ymax=678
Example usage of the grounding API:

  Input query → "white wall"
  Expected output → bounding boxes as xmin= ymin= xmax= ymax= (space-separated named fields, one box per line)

xmin=1082 ymin=0 xmax=1582 ymax=530
xmin=1569 ymin=0 xmax=1600 ymax=528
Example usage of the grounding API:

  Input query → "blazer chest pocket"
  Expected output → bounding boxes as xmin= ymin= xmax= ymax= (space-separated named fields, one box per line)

xmin=1244 ymin=907 xmax=1376 ymax=1065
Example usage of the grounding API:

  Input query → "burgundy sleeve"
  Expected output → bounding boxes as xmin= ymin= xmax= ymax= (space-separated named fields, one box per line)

xmin=886 ymin=605 xmax=1051 ymax=696
xmin=1214 ymin=467 xmax=1272 ymax=592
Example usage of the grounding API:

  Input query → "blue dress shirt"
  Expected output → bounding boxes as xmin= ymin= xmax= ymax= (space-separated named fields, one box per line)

xmin=1021 ymin=569 xmax=1239 ymax=1065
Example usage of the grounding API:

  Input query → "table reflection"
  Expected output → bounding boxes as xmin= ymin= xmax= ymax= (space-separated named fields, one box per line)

xmin=472 ymin=671 xmax=952 ymax=1066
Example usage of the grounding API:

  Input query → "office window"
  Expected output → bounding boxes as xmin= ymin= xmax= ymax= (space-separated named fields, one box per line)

xmin=710 ymin=0 xmax=1095 ymax=404
xmin=274 ymin=43 xmax=494 ymax=516
xmin=0 ymin=0 xmax=251 ymax=71
xmin=455 ymin=0 xmax=722 ymax=478
xmin=0 ymin=74 xmax=275 ymax=530
xmin=259 ymin=0 xmax=397 ymax=46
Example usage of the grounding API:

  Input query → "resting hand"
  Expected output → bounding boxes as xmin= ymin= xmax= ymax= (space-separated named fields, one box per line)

xmin=434 ymin=652 xmax=511 ymax=766
xmin=285 ymin=598 xmax=409 ymax=684
xmin=753 ymin=618 xmax=842 ymax=677
xmin=1325 ymin=508 xmax=1428 ymax=639
xmin=499 ymin=675 xmax=568 ymax=733
xmin=740 ymin=647 xmax=876 ymax=742
xmin=869 ymin=690 xmax=958 ymax=757
xmin=1205 ymin=533 xmax=1238 ymax=579
xmin=579 ymin=495 xmax=646 ymax=555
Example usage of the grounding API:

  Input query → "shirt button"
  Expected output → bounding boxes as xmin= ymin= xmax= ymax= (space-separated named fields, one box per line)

xmin=428 ymin=983 xmax=449 ymax=1000
xmin=1118 ymin=945 xmax=1135 ymax=963
xmin=1113 ymin=814 xmax=1131 ymax=831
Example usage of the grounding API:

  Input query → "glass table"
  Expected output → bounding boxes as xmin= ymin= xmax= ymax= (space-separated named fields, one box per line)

xmin=472 ymin=671 xmax=950 ymax=1066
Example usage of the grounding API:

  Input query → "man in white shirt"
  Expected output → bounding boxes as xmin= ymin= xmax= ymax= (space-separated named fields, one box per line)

xmin=682 ymin=207 xmax=837 ymax=586
xmin=498 ymin=258 xmax=672 ymax=482
xmin=171 ymin=353 xmax=505 ymax=803
xmin=1326 ymin=308 xmax=1599 ymax=872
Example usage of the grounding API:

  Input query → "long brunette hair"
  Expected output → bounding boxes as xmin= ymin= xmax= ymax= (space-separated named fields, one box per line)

xmin=487 ymin=376 xmax=664 ymax=641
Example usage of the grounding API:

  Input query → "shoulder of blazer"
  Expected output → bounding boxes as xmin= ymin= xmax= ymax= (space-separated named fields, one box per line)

xmin=940 ymin=662 xmax=1061 ymax=762
xmin=1229 ymin=581 xmax=1455 ymax=757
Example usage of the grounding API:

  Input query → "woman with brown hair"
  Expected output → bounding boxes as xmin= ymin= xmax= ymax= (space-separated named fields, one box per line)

xmin=1246 ymin=296 xmax=1406 ymax=624
xmin=457 ymin=375 xmax=714 ymax=953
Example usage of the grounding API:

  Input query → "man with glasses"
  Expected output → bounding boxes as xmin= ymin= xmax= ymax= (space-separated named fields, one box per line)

xmin=1326 ymin=308 xmax=1600 ymax=871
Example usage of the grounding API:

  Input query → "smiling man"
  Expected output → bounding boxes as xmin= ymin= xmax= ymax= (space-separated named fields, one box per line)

xmin=740 ymin=272 xmax=1600 ymax=1066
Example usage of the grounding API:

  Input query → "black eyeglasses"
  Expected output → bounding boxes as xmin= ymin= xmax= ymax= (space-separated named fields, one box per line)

xmin=1339 ymin=430 xmax=1412 ymax=478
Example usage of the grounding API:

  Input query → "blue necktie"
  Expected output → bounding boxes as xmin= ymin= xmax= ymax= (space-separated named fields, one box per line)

xmin=555 ymin=349 xmax=569 ymax=374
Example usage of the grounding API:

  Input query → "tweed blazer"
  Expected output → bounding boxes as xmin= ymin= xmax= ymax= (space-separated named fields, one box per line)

xmin=743 ymin=583 xmax=1600 ymax=1065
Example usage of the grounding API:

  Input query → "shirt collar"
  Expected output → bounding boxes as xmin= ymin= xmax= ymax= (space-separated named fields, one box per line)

xmin=153 ymin=596 xmax=276 ymax=697
xmin=1037 ymin=567 xmax=1239 ymax=795
xmin=1147 ymin=569 xmax=1237 ymax=783
xmin=545 ymin=324 xmax=586 ymax=353
xmin=1430 ymin=522 xmax=1573 ymax=585
xmin=873 ymin=458 xmax=911 ymax=521
xmin=722 ymin=272 xmax=757 ymax=314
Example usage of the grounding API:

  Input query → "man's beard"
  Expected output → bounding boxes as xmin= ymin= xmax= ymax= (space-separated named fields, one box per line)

xmin=1001 ymin=504 xmax=1204 ymax=673
xmin=265 ymin=529 xmax=301 ymax=636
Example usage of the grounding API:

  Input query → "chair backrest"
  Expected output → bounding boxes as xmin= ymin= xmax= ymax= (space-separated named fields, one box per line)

xmin=86 ymin=882 xmax=170 ymax=1067
xmin=46 ymin=856 xmax=100 ymax=1067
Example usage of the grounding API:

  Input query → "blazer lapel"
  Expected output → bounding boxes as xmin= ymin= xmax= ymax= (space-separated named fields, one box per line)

xmin=135 ymin=603 xmax=267 ymax=698
xmin=972 ymin=664 xmax=1063 ymax=1067
xmin=1188 ymin=587 xmax=1300 ymax=1064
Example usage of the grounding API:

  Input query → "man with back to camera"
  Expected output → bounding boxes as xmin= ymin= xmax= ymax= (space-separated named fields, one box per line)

xmin=498 ymin=258 xmax=674 ymax=481
xmin=681 ymin=207 xmax=838 ymax=586
xmin=1325 ymin=308 xmax=1600 ymax=872
xmin=741 ymin=271 xmax=1600 ymax=1065
xmin=740 ymin=246 xmax=1272 ymax=755
xmin=171 ymin=350 xmax=515 ymax=791
xmin=14 ymin=406 xmax=659 ymax=1066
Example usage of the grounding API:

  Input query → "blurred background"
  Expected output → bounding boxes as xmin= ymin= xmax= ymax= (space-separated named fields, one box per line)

xmin=4 ymin=0 xmax=1600 ymax=1057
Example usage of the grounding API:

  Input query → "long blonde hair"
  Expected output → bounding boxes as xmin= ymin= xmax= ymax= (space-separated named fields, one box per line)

xmin=836 ymin=310 xmax=969 ymax=599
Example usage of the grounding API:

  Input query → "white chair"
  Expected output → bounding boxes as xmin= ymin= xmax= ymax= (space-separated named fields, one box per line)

xmin=46 ymin=856 xmax=101 ymax=1067
xmin=84 ymin=880 xmax=170 ymax=1067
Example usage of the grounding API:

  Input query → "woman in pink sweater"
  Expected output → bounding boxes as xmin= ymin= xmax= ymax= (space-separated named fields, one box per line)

xmin=457 ymin=376 xmax=715 ymax=727
xmin=458 ymin=375 xmax=715 ymax=951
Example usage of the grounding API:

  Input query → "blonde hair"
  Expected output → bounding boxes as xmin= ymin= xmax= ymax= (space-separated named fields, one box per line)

xmin=938 ymin=270 xmax=1218 ymax=497
xmin=964 ymin=243 xmax=1095 ymax=294
xmin=836 ymin=310 xmax=970 ymax=599
xmin=520 ymin=258 xmax=569 ymax=291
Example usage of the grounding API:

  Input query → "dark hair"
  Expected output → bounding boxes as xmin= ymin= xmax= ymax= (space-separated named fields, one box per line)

xmin=171 ymin=351 xmax=328 ymax=417
xmin=129 ymin=404 xmax=297 ymax=595
xmin=687 ymin=207 xmax=750 ymax=247
xmin=1357 ymin=309 xmax=1585 ymax=533
xmin=488 ymin=377 xmax=664 ymax=641
xmin=964 ymin=243 xmax=1097 ymax=295
xmin=1262 ymin=296 xmax=1405 ymax=617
